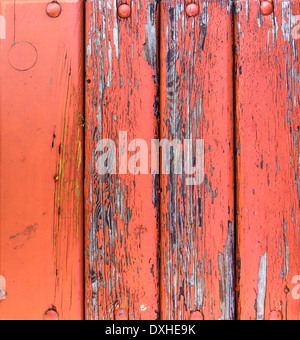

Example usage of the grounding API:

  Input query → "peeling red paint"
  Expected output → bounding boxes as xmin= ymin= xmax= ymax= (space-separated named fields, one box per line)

xmin=85 ymin=0 xmax=159 ymax=320
xmin=160 ymin=0 xmax=235 ymax=320
xmin=235 ymin=0 xmax=300 ymax=320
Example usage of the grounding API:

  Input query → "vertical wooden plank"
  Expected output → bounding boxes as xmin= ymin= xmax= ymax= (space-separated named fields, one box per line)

xmin=85 ymin=0 xmax=159 ymax=320
xmin=160 ymin=0 xmax=235 ymax=320
xmin=0 ymin=0 xmax=84 ymax=320
xmin=236 ymin=0 xmax=300 ymax=320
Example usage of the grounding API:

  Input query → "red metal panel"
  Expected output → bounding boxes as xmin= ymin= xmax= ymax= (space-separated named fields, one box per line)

xmin=0 ymin=0 xmax=84 ymax=320
xmin=85 ymin=0 xmax=159 ymax=320
xmin=236 ymin=0 xmax=300 ymax=320
xmin=160 ymin=0 xmax=235 ymax=320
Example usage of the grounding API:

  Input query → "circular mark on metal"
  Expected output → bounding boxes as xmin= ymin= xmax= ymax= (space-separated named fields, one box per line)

xmin=8 ymin=41 xmax=38 ymax=71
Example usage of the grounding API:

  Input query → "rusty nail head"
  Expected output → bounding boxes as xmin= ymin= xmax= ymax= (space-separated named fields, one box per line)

xmin=118 ymin=4 xmax=131 ymax=19
xmin=115 ymin=308 xmax=129 ymax=320
xmin=269 ymin=310 xmax=283 ymax=320
xmin=46 ymin=2 xmax=62 ymax=18
xmin=189 ymin=311 xmax=204 ymax=320
xmin=260 ymin=1 xmax=274 ymax=16
xmin=44 ymin=309 xmax=59 ymax=320
xmin=186 ymin=4 xmax=200 ymax=17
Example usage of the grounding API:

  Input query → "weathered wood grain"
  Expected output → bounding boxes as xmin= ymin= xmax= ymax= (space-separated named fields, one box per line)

xmin=85 ymin=0 xmax=160 ymax=320
xmin=160 ymin=0 xmax=235 ymax=320
xmin=235 ymin=0 xmax=300 ymax=320
xmin=0 ymin=0 xmax=84 ymax=320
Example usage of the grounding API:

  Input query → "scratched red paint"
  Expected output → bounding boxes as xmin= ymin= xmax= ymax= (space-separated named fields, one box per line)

xmin=235 ymin=0 xmax=300 ymax=320
xmin=85 ymin=0 xmax=159 ymax=320
xmin=160 ymin=0 xmax=235 ymax=320
xmin=0 ymin=0 xmax=84 ymax=320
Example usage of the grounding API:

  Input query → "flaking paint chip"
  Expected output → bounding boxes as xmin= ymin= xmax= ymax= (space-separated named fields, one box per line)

xmin=0 ymin=276 xmax=6 ymax=301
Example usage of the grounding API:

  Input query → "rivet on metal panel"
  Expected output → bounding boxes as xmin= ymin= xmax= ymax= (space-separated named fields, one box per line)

xmin=46 ymin=1 xmax=62 ymax=18
xmin=189 ymin=311 xmax=204 ymax=320
xmin=260 ymin=1 xmax=274 ymax=16
xmin=44 ymin=308 xmax=59 ymax=320
xmin=118 ymin=4 xmax=131 ymax=19
xmin=0 ymin=276 xmax=6 ymax=301
xmin=115 ymin=308 xmax=129 ymax=320
xmin=268 ymin=311 xmax=283 ymax=320
xmin=186 ymin=3 xmax=199 ymax=17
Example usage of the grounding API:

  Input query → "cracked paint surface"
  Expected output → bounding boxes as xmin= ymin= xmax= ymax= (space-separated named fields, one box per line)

xmin=85 ymin=0 xmax=159 ymax=320
xmin=160 ymin=0 xmax=235 ymax=320
xmin=236 ymin=0 xmax=300 ymax=320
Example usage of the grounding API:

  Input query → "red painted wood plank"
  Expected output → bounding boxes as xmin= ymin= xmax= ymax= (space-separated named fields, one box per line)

xmin=85 ymin=0 xmax=159 ymax=320
xmin=0 ymin=0 xmax=84 ymax=320
xmin=236 ymin=0 xmax=300 ymax=320
xmin=160 ymin=0 xmax=235 ymax=320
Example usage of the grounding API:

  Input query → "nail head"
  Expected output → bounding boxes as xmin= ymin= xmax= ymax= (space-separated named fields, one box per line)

xmin=47 ymin=2 xmax=62 ymax=18
xmin=118 ymin=4 xmax=131 ymax=19
xmin=44 ymin=309 xmax=59 ymax=320
xmin=269 ymin=310 xmax=283 ymax=320
xmin=189 ymin=311 xmax=204 ymax=320
xmin=260 ymin=1 xmax=274 ymax=16
xmin=186 ymin=4 xmax=200 ymax=17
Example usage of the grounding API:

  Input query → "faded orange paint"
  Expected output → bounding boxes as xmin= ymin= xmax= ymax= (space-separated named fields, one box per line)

xmin=0 ymin=0 xmax=84 ymax=320
xmin=85 ymin=0 xmax=159 ymax=320
xmin=2 ymin=0 xmax=300 ymax=322
xmin=235 ymin=0 xmax=300 ymax=320
xmin=160 ymin=0 xmax=235 ymax=320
